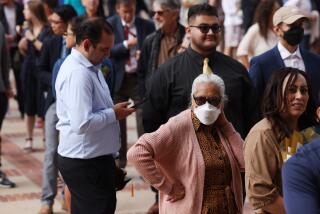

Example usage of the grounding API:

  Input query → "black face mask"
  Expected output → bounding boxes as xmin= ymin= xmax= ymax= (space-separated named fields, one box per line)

xmin=283 ymin=26 xmax=304 ymax=46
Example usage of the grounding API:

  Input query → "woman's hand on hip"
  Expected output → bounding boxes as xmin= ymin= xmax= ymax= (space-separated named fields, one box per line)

xmin=166 ymin=182 xmax=185 ymax=202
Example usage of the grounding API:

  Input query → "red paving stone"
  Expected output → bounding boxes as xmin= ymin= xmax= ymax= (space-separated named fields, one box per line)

xmin=2 ymin=168 xmax=22 ymax=177
xmin=0 ymin=192 xmax=41 ymax=202
xmin=1 ymin=137 xmax=43 ymax=187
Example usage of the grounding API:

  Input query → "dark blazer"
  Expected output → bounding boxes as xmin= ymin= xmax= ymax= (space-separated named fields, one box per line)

xmin=107 ymin=15 xmax=155 ymax=92
xmin=249 ymin=45 xmax=320 ymax=113
xmin=0 ymin=2 xmax=24 ymax=35
xmin=37 ymin=35 xmax=62 ymax=113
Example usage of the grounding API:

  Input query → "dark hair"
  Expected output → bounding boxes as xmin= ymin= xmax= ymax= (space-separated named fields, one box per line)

xmin=116 ymin=0 xmax=136 ymax=6
xmin=262 ymin=67 xmax=317 ymax=141
xmin=27 ymin=0 xmax=48 ymax=25
xmin=69 ymin=16 xmax=85 ymax=34
xmin=75 ymin=17 xmax=113 ymax=46
xmin=253 ymin=0 xmax=278 ymax=40
xmin=188 ymin=3 xmax=218 ymax=23
xmin=42 ymin=0 xmax=58 ymax=11
xmin=52 ymin=5 xmax=77 ymax=23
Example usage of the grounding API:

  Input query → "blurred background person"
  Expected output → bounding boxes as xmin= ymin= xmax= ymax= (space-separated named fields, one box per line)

xmin=128 ymin=73 xmax=244 ymax=214
xmin=207 ymin=0 xmax=224 ymax=52
xmin=237 ymin=0 xmax=279 ymax=70
xmin=65 ymin=0 xmax=86 ymax=15
xmin=179 ymin=0 xmax=205 ymax=27
xmin=138 ymin=0 xmax=183 ymax=99
xmin=108 ymin=0 xmax=155 ymax=168
xmin=0 ymin=22 xmax=16 ymax=188
xmin=222 ymin=0 xmax=243 ymax=58
xmin=245 ymin=67 xmax=317 ymax=214
xmin=107 ymin=0 xmax=150 ymax=17
xmin=0 ymin=0 xmax=25 ymax=118
xmin=284 ymin=0 xmax=319 ymax=50
xmin=18 ymin=0 xmax=51 ymax=151
xmin=82 ymin=0 xmax=105 ymax=17
xmin=240 ymin=0 xmax=259 ymax=32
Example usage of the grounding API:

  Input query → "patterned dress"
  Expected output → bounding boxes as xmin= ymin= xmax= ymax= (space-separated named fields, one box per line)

xmin=192 ymin=112 xmax=236 ymax=214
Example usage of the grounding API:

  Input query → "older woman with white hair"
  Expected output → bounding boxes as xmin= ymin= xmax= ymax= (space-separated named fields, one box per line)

xmin=127 ymin=73 xmax=244 ymax=214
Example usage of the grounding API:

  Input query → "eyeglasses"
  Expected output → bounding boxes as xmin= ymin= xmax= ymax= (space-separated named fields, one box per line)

xmin=193 ymin=96 xmax=221 ymax=107
xmin=189 ymin=24 xmax=222 ymax=34
xmin=151 ymin=9 xmax=169 ymax=17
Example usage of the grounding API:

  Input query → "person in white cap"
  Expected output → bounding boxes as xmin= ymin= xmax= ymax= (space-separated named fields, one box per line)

xmin=249 ymin=5 xmax=320 ymax=119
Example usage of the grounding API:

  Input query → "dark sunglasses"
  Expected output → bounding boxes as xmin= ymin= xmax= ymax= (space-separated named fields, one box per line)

xmin=190 ymin=24 xmax=222 ymax=34
xmin=193 ymin=96 xmax=221 ymax=107
xmin=151 ymin=9 xmax=169 ymax=17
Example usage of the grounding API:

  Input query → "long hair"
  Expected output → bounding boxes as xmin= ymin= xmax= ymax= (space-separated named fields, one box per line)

xmin=27 ymin=0 xmax=48 ymax=26
xmin=253 ymin=0 xmax=278 ymax=40
xmin=262 ymin=67 xmax=317 ymax=142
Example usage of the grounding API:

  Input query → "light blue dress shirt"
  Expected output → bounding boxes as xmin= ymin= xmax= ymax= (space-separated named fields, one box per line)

xmin=55 ymin=48 xmax=120 ymax=159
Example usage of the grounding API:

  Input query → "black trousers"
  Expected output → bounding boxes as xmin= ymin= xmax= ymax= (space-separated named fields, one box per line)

xmin=58 ymin=154 xmax=116 ymax=214
xmin=9 ymin=47 xmax=24 ymax=116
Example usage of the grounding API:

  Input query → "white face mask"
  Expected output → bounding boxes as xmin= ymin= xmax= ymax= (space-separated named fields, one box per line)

xmin=194 ymin=102 xmax=221 ymax=125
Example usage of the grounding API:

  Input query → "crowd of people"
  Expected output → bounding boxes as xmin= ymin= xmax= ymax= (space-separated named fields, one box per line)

xmin=1 ymin=0 xmax=320 ymax=214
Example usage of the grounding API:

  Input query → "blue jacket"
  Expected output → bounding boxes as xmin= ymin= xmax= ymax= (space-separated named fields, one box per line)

xmin=282 ymin=138 xmax=320 ymax=214
xmin=249 ymin=45 xmax=320 ymax=114
xmin=107 ymin=15 xmax=155 ymax=92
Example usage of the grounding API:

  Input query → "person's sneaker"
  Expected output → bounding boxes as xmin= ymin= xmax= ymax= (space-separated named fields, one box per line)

xmin=0 ymin=176 xmax=16 ymax=188
xmin=38 ymin=204 xmax=53 ymax=214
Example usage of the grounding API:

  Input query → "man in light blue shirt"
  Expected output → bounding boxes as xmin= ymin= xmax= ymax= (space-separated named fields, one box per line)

xmin=55 ymin=17 xmax=135 ymax=214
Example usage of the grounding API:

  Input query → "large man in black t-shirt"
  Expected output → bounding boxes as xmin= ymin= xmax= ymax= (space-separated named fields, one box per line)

xmin=143 ymin=3 xmax=258 ymax=138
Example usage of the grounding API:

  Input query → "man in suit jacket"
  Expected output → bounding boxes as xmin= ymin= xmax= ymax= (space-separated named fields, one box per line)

xmin=249 ymin=6 xmax=320 ymax=117
xmin=0 ymin=0 xmax=24 ymax=117
xmin=37 ymin=5 xmax=77 ymax=214
xmin=107 ymin=0 xmax=155 ymax=168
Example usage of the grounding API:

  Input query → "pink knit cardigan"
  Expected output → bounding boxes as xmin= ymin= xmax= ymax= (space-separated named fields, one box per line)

xmin=127 ymin=110 xmax=244 ymax=214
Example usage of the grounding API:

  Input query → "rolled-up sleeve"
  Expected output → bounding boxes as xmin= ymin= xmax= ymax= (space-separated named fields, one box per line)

xmin=244 ymin=129 xmax=281 ymax=210
xmin=66 ymin=69 xmax=116 ymax=134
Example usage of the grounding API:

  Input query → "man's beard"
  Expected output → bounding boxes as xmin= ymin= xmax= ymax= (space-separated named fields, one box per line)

xmin=154 ymin=21 xmax=163 ymax=30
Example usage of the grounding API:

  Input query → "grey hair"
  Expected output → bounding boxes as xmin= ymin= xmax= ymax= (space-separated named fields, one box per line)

xmin=154 ymin=0 xmax=180 ymax=10
xmin=191 ymin=73 xmax=227 ymax=103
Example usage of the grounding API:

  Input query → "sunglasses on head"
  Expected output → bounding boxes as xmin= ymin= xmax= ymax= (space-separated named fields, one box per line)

xmin=190 ymin=24 xmax=222 ymax=34
xmin=193 ymin=96 xmax=221 ymax=107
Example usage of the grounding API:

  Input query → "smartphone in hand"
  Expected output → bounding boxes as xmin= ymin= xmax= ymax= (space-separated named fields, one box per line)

xmin=130 ymin=98 xmax=147 ymax=108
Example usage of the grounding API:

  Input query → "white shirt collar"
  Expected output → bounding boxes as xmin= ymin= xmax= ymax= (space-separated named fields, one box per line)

xmin=277 ymin=42 xmax=302 ymax=60
xmin=121 ymin=17 xmax=135 ymax=28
